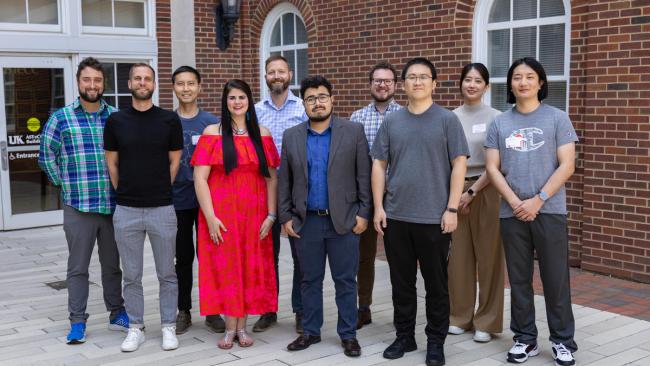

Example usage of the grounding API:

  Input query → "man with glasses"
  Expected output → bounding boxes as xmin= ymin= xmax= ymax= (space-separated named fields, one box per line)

xmin=371 ymin=58 xmax=469 ymax=366
xmin=254 ymin=55 xmax=308 ymax=333
xmin=279 ymin=76 xmax=371 ymax=357
xmin=350 ymin=61 xmax=401 ymax=329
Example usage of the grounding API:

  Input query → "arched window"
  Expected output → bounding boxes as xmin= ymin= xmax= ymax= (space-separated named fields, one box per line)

xmin=260 ymin=3 xmax=308 ymax=99
xmin=473 ymin=0 xmax=570 ymax=111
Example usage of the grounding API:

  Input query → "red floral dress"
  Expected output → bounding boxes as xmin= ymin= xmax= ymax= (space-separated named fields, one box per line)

xmin=191 ymin=135 xmax=279 ymax=317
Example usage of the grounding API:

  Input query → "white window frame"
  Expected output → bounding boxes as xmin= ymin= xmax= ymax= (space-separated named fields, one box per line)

xmin=473 ymin=0 xmax=571 ymax=110
xmin=0 ymin=0 xmax=64 ymax=33
xmin=259 ymin=2 xmax=308 ymax=100
xmin=80 ymin=0 xmax=153 ymax=37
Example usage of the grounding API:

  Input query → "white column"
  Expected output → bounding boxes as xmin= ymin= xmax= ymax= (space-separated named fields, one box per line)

xmin=170 ymin=0 xmax=196 ymax=109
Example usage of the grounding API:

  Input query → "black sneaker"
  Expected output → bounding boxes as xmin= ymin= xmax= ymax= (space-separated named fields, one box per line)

xmin=425 ymin=341 xmax=445 ymax=366
xmin=205 ymin=314 xmax=225 ymax=333
xmin=252 ymin=312 xmax=277 ymax=332
xmin=175 ymin=310 xmax=191 ymax=334
xmin=507 ymin=341 xmax=539 ymax=363
xmin=552 ymin=343 xmax=575 ymax=366
xmin=382 ymin=336 xmax=418 ymax=359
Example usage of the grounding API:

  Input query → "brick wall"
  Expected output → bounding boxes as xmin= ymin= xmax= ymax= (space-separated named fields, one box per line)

xmin=159 ymin=0 xmax=650 ymax=282
xmin=157 ymin=0 xmax=174 ymax=109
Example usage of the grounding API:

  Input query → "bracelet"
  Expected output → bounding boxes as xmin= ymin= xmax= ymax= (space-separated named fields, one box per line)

xmin=267 ymin=213 xmax=277 ymax=222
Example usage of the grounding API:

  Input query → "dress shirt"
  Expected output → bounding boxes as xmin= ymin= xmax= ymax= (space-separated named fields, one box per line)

xmin=39 ymin=98 xmax=116 ymax=214
xmin=255 ymin=92 xmax=308 ymax=154
xmin=306 ymin=123 xmax=331 ymax=210
xmin=350 ymin=99 xmax=401 ymax=150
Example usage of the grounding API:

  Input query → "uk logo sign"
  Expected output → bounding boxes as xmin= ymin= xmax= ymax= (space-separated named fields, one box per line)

xmin=505 ymin=128 xmax=545 ymax=152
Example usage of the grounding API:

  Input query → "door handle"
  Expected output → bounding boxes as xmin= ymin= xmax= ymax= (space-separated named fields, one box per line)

xmin=0 ymin=141 xmax=7 ymax=171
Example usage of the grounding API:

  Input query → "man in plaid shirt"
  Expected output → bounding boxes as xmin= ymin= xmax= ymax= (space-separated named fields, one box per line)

xmin=349 ymin=61 xmax=401 ymax=330
xmin=39 ymin=57 xmax=127 ymax=345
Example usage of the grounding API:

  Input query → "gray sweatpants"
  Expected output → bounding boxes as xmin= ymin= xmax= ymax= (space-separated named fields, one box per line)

xmin=501 ymin=214 xmax=577 ymax=352
xmin=113 ymin=204 xmax=178 ymax=327
xmin=63 ymin=205 xmax=124 ymax=324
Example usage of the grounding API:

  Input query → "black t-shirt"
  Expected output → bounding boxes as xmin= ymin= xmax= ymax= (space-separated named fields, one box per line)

xmin=104 ymin=105 xmax=183 ymax=207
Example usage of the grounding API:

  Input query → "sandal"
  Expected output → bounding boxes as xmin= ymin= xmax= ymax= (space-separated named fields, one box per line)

xmin=217 ymin=330 xmax=236 ymax=349
xmin=236 ymin=328 xmax=254 ymax=347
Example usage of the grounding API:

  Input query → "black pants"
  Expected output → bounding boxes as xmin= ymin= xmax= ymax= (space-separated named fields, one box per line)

xmin=271 ymin=220 xmax=303 ymax=314
xmin=383 ymin=218 xmax=451 ymax=344
xmin=501 ymin=214 xmax=577 ymax=351
xmin=175 ymin=208 xmax=198 ymax=311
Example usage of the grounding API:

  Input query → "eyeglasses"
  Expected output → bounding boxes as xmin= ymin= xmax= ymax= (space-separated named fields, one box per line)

xmin=405 ymin=74 xmax=433 ymax=83
xmin=372 ymin=79 xmax=395 ymax=86
xmin=304 ymin=94 xmax=331 ymax=105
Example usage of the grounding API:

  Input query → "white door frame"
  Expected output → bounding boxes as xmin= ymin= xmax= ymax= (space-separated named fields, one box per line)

xmin=0 ymin=56 xmax=74 ymax=230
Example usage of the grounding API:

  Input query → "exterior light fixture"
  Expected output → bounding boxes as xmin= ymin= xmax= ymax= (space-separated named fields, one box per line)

xmin=215 ymin=0 xmax=241 ymax=50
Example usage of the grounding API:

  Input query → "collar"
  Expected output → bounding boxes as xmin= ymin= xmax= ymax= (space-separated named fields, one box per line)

xmin=369 ymin=99 xmax=400 ymax=114
xmin=73 ymin=97 xmax=109 ymax=113
xmin=263 ymin=91 xmax=302 ymax=111
xmin=306 ymin=121 xmax=333 ymax=135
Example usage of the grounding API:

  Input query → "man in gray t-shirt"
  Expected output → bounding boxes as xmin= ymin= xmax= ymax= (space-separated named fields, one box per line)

xmin=371 ymin=58 xmax=469 ymax=366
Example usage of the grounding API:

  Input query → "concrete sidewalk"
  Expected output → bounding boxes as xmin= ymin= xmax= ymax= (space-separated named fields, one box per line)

xmin=0 ymin=226 xmax=649 ymax=365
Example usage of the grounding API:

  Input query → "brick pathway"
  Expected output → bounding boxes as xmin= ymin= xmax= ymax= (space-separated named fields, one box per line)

xmin=1 ymin=226 xmax=649 ymax=365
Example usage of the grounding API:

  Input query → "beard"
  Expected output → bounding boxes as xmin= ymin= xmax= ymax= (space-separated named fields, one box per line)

xmin=131 ymin=88 xmax=154 ymax=101
xmin=371 ymin=90 xmax=394 ymax=103
xmin=266 ymin=78 xmax=290 ymax=95
xmin=79 ymin=89 xmax=103 ymax=103
xmin=308 ymin=108 xmax=332 ymax=123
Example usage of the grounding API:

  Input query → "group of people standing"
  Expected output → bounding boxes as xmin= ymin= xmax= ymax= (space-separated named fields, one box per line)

xmin=38 ymin=53 xmax=578 ymax=366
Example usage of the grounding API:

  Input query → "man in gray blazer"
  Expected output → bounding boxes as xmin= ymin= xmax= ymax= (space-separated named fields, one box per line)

xmin=279 ymin=76 xmax=371 ymax=357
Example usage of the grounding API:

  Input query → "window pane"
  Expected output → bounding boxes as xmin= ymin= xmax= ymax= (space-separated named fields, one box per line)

xmin=82 ymin=0 xmax=112 ymax=26
xmin=513 ymin=0 xmax=536 ymax=20
xmin=270 ymin=20 xmax=281 ymax=47
xmin=512 ymin=26 xmax=536 ymax=61
xmin=489 ymin=29 xmax=510 ymax=78
xmin=29 ymin=0 xmax=58 ymax=24
xmin=545 ymin=81 xmax=567 ymax=111
xmin=282 ymin=50 xmax=296 ymax=85
xmin=539 ymin=24 xmax=565 ymax=75
xmin=104 ymin=95 xmax=116 ymax=107
xmin=118 ymin=95 xmax=131 ymax=110
xmin=270 ymin=51 xmax=281 ymax=57
xmin=296 ymin=16 xmax=307 ymax=43
xmin=488 ymin=0 xmax=510 ymax=23
xmin=490 ymin=83 xmax=511 ymax=112
xmin=541 ymin=0 xmax=565 ymax=17
xmin=115 ymin=0 xmax=145 ymax=28
xmin=282 ymin=13 xmax=295 ymax=45
xmin=297 ymin=48 xmax=308 ymax=84
xmin=0 ymin=0 xmax=27 ymax=23
xmin=117 ymin=63 xmax=133 ymax=93
xmin=102 ymin=63 xmax=116 ymax=94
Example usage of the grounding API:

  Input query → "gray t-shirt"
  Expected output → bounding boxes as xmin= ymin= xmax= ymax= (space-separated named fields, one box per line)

xmin=453 ymin=103 xmax=501 ymax=177
xmin=371 ymin=103 xmax=470 ymax=224
xmin=484 ymin=103 xmax=578 ymax=218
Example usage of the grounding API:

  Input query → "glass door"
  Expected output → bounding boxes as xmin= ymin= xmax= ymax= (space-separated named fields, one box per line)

xmin=0 ymin=57 xmax=73 ymax=230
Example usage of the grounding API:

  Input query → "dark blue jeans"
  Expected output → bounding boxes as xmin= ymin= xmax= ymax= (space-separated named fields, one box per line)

xmin=294 ymin=214 xmax=359 ymax=340
xmin=272 ymin=220 xmax=303 ymax=314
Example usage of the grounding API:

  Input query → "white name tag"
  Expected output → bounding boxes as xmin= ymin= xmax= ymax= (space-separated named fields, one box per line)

xmin=192 ymin=135 xmax=201 ymax=145
xmin=472 ymin=123 xmax=486 ymax=134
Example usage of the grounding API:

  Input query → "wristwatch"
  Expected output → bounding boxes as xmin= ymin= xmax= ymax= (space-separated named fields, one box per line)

xmin=467 ymin=188 xmax=476 ymax=197
xmin=446 ymin=207 xmax=458 ymax=213
xmin=538 ymin=191 xmax=549 ymax=202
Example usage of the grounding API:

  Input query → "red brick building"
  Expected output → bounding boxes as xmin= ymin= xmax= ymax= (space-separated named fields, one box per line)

xmin=156 ymin=0 xmax=650 ymax=283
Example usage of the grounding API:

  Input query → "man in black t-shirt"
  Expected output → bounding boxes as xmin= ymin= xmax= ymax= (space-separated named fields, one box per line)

xmin=104 ymin=63 xmax=183 ymax=353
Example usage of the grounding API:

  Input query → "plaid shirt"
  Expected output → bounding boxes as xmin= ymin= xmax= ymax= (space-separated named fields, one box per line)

xmin=255 ymin=92 xmax=308 ymax=154
xmin=350 ymin=99 xmax=402 ymax=150
xmin=38 ymin=98 xmax=116 ymax=214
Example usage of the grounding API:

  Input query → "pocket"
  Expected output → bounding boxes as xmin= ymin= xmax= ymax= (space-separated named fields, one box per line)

xmin=346 ymin=191 xmax=358 ymax=203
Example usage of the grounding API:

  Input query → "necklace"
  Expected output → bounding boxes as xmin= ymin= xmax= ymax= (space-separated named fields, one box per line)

xmin=232 ymin=123 xmax=247 ymax=135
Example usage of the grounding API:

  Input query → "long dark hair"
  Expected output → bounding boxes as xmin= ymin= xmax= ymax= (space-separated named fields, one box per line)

xmin=459 ymin=62 xmax=490 ymax=93
xmin=220 ymin=79 xmax=270 ymax=177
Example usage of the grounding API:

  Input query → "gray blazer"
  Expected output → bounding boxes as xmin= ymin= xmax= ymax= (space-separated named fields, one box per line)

xmin=278 ymin=116 xmax=371 ymax=235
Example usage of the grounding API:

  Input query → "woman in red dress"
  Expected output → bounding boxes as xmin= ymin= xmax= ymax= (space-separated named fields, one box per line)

xmin=192 ymin=79 xmax=279 ymax=349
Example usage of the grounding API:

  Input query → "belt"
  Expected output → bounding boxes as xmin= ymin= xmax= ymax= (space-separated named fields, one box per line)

xmin=307 ymin=209 xmax=330 ymax=216
xmin=465 ymin=175 xmax=479 ymax=181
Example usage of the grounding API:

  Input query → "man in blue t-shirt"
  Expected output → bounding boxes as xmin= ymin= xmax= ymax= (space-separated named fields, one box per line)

xmin=170 ymin=66 xmax=222 ymax=334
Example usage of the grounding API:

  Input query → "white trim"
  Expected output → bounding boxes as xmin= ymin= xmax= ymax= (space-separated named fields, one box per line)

xmin=79 ymin=0 xmax=152 ymax=37
xmin=0 ymin=0 xmax=64 ymax=33
xmin=473 ymin=0 xmax=571 ymax=110
xmin=259 ymin=2 xmax=308 ymax=100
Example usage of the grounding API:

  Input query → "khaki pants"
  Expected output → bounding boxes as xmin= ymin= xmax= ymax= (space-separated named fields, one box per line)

xmin=448 ymin=182 xmax=504 ymax=333
xmin=357 ymin=213 xmax=378 ymax=307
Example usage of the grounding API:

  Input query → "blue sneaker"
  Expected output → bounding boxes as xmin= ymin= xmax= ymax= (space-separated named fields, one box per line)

xmin=67 ymin=323 xmax=86 ymax=344
xmin=109 ymin=310 xmax=129 ymax=332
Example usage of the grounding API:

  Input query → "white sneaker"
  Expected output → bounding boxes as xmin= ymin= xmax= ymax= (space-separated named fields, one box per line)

xmin=473 ymin=330 xmax=492 ymax=343
xmin=448 ymin=325 xmax=465 ymax=335
xmin=121 ymin=327 xmax=145 ymax=352
xmin=161 ymin=326 xmax=179 ymax=351
xmin=552 ymin=342 xmax=575 ymax=366
xmin=507 ymin=341 xmax=539 ymax=363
